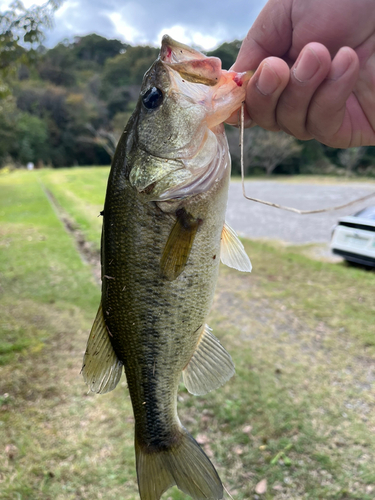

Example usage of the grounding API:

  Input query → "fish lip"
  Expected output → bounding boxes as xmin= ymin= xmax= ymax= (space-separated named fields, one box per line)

xmin=159 ymin=34 xmax=252 ymax=111
xmin=160 ymin=35 xmax=223 ymax=86
xmin=160 ymin=35 xmax=252 ymax=88
xmin=160 ymin=35 xmax=207 ymax=63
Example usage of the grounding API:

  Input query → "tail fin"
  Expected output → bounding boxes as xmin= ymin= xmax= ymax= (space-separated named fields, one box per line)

xmin=135 ymin=428 xmax=223 ymax=500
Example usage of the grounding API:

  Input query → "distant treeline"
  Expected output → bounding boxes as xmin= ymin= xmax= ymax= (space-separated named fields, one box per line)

xmin=1 ymin=33 xmax=374 ymax=175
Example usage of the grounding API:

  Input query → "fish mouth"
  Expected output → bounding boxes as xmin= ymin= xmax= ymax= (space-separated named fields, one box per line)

xmin=160 ymin=35 xmax=208 ymax=63
xmin=161 ymin=35 xmax=222 ymax=86
xmin=160 ymin=35 xmax=252 ymax=128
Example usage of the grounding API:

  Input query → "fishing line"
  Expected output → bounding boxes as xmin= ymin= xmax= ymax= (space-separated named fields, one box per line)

xmin=223 ymin=483 xmax=235 ymax=500
xmin=239 ymin=102 xmax=375 ymax=214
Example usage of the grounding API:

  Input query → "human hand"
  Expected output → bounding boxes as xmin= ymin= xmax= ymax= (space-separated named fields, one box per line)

xmin=228 ymin=0 xmax=375 ymax=148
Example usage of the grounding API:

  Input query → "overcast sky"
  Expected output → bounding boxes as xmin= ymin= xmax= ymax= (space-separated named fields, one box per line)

xmin=2 ymin=0 xmax=267 ymax=50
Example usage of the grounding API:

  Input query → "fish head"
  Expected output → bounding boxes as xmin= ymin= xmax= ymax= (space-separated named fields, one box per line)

xmin=128 ymin=35 xmax=251 ymax=200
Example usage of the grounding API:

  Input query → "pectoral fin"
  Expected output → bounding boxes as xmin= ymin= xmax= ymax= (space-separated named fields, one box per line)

xmin=220 ymin=222 xmax=252 ymax=272
xmin=183 ymin=325 xmax=235 ymax=396
xmin=160 ymin=208 xmax=201 ymax=281
xmin=81 ymin=302 xmax=123 ymax=394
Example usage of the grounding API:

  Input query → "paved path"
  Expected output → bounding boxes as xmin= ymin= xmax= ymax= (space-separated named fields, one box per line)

xmin=226 ymin=180 xmax=375 ymax=244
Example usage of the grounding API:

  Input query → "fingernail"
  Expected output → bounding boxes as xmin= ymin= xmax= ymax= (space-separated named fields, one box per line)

xmin=256 ymin=63 xmax=280 ymax=95
xmin=330 ymin=48 xmax=352 ymax=80
xmin=293 ymin=47 xmax=321 ymax=82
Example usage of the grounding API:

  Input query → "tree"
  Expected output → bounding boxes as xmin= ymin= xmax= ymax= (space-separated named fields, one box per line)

xmin=0 ymin=0 xmax=61 ymax=73
xmin=83 ymin=124 xmax=117 ymax=159
xmin=338 ymin=147 xmax=367 ymax=175
xmin=16 ymin=112 xmax=48 ymax=164
xmin=100 ymin=46 xmax=159 ymax=98
xmin=0 ymin=96 xmax=48 ymax=166
xmin=228 ymin=127 xmax=302 ymax=176
xmin=38 ymin=42 xmax=76 ymax=86
xmin=73 ymin=34 xmax=127 ymax=66
xmin=207 ymin=40 xmax=242 ymax=70
xmin=106 ymin=87 xmax=132 ymax=119
xmin=0 ymin=97 xmax=18 ymax=164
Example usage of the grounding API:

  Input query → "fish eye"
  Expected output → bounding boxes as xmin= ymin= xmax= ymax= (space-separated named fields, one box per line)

xmin=142 ymin=87 xmax=163 ymax=110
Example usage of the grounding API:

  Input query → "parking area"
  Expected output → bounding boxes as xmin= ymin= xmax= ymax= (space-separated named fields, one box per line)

xmin=226 ymin=180 xmax=375 ymax=245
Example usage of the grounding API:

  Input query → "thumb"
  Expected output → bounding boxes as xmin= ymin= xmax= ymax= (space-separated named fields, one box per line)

xmin=231 ymin=0 xmax=293 ymax=72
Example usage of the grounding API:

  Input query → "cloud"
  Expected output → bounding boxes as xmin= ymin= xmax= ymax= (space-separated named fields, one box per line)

xmin=0 ymin=0 xmax=267 ymax=49
xmin=113 ymin=0 xmax=266 ymax=47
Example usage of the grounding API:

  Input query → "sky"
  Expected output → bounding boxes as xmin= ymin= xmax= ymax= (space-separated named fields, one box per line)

xmin=2 ymin=0 xmax=267 ymax=50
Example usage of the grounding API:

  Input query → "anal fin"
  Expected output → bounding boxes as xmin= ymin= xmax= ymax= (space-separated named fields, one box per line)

xmin=183 ymin=325 xmax=235 ymax=396
xmin=160 ymin=208 xmax=201 ymax=281
xmin=220 ymin=222 xmax=252 ymax=272
xmin=81 ymin=301 xmax=123 ymax=394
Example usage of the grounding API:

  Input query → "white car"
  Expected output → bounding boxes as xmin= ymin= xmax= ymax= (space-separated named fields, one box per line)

xmin=330 ymin=206 xmax=375 ymax=267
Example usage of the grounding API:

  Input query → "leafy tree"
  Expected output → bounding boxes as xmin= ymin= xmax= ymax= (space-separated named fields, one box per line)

xmin=72 ymin=34 xmax=127 ymax=66
xmin=0 ymin=0 xmax=61 ymax=73
xmin=247 ymin=128 xmax=302 ymax=176
xmin=14 ymin=82 xmax=108 ymax=166
xmin=0 ymin=97 xmax=18 ymax=163
xmin=38 ymin=42 xmax=77 ymax=86
xmin=101 ymin=45 xmax=159 ymax=97
xmin=38 ymin=34 xmax=127 ymax=87
xmin=106 ymin=88 xmax=132 ymax=119
xmin=16 ymin=112 xmax=48 ymax=164
xmin=338 ymin=147 xmax=367 ymax=175
xmin=0 ymin=96 xmax=48 ymax=166
xmin=207 ymin=41 xmax=242 ymax=70
xmin=111 ymin=111 xmax=133 ymax=140
xmin=228 ymin=127 xmax=302 ymax=176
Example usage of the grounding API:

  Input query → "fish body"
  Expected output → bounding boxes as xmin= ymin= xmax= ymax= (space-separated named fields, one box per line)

xmin=82 ymin=36 xmax=251 ymax=500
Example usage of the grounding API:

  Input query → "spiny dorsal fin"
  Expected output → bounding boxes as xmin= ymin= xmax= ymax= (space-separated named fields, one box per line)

xmin=183 ymin=324 xmax=235 ymax=396
xmin=81 ymin=302 xmax=123 ymax=394
xmin=160 ymin=208 xmax=201 ymax=281
xmin=220 ymin=222 xmax=252 ymax=272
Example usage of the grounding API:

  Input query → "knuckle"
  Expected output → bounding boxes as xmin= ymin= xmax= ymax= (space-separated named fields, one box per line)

xmin=254 ymin=115 xmax=280 ymax=132
xmin=249 ymin=106 xmax=278 ymax=131
xmin=306 ymin=120 xmax=327 ymax=141
xmin=265 ymin=123 xmax=281 ymax=132
xmin=278 ymin=121 xmax=311 ymax=141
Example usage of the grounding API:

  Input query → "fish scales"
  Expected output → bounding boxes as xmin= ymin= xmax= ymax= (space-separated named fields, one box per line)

xmin=82 ymin=35 xmax=252 ymax=500
xmin=103 ymin=154 xmax=229 ymax=446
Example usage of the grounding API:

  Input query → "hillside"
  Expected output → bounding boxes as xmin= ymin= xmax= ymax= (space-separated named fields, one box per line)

xmin=1 ymin=33 xmax=375 ymax=175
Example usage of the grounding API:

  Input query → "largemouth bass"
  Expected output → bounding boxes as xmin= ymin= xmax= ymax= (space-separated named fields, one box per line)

xmin=82 ymin=36 xmax=252 ymax=500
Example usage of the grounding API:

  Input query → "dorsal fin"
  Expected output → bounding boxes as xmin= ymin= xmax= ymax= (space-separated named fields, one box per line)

xmin=183 ymin=324 xmax=235 ymax=395
xmin=81 ymin=302 xmax=123 ymax=394
xmin=220 ymin=222 xmax=252 ymax=272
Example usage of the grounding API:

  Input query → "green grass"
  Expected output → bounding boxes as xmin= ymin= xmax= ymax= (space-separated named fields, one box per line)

xmin=1 ymin=168 xmax=375 ymax=500
xmin=0 ymin=170 xmax=136 ymax=499
xmin=38 ymin=167 xmax=109 ymax=250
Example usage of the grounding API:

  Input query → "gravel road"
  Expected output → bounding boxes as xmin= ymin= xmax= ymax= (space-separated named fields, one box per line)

xmin=226 ymin=180 xmax=375 ymax=244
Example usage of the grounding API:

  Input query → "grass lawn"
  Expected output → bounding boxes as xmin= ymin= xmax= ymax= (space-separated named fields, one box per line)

xmin=1 ymin=168 xmax=375 ymax=500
